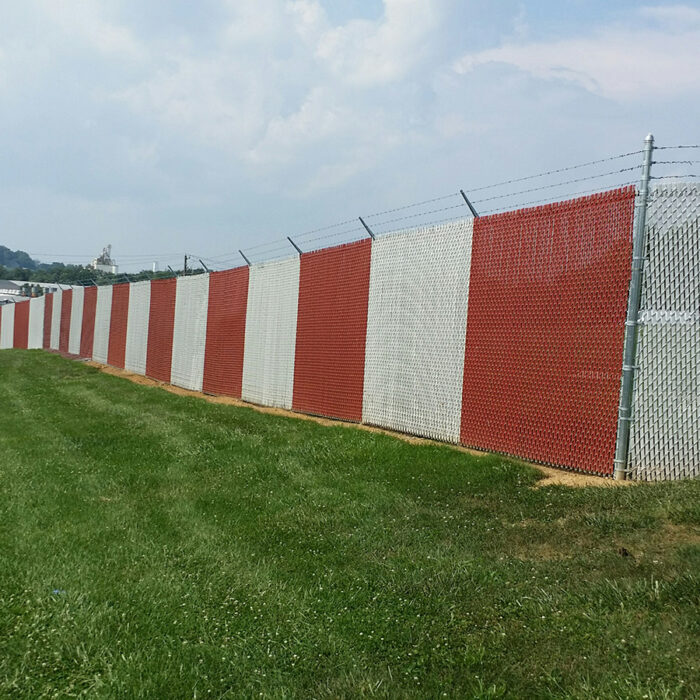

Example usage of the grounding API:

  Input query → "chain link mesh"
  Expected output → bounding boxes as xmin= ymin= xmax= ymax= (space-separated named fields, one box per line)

xmin=92 ymin=286 xmax=113 ymax=364
xmin=461 ymin=188 xmax=636 ymax=474
xmin=13 ymin=300 xmax=29 ymax=349
xmin=294 ymin=239 xmax=372 ymax=423
xmin=628 ymin=183 xmax=700 ymax=480
xmin=3 ymin=179 xmax=698 ymax=481
xmin=146 ymin=277 xmax=177 ymax=383
xmin=202 ymin=267 xmax=249 ymax=399
xmin=80 ymin=287 xmax=97 ymax=359
xmin=107 ymin=283 xmax=130 ymax=369
xmin=28 ymin=296 xmax=45 ymax=349
xmin=363 ymin=219 xmax=474 ymax=443
xmin=43 ymin=293 xmax=53 ymax=349
xmin=0 ymin=303 xmax=14 ymax=349
xmin=171 ymin=274 xmax=210 ymax=392
xmin=242 ymin=257 xmax=300 ymax=409
xmin=124 ymin=280 xmax=151 ymax=375
xmin=50 ymin=290 xmax=62 ymax=350
xmin=68 ymin=287 xmax=84 ymax=356
xmin=58 ymin=289 xmax=72 ymax=354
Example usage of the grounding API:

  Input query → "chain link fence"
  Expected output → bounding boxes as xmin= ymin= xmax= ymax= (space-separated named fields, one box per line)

xmin=1 ymin=170 xmax=699 ymax=480
xmin=628 ymin=183 xmax=700 ymax=480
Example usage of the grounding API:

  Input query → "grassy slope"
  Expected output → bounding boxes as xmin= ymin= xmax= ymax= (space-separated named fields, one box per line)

xmin=0 ymin=350 xmax=698 ymax=699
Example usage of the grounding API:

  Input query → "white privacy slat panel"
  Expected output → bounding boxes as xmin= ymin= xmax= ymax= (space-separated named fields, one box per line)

xmin=124 ymin=281 xmax=151 ymax=375
xmin=68 ymin=287 xmax=84 ymax=355
xmin=0 ymin=304 xmax=14 ymax=349
xmin=170 ymin=274 xmax=210 ymax=391
xmin=242 ymin=257 xmax=300 ymax=409
xmin=629 ymin=184 xmax=700 ymax=481
xmin=362 ymin=219 xmax=474 ymax=443
xmin=28 ymin=296 xmax=45 ymax=349
xmin=92 ymin=285 xmax=113 ymax=364
xmin=50 ymin=291 xmax=62 ymax=350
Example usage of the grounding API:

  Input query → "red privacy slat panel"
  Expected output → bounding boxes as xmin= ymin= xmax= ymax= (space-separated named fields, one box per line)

xmin=202 ymin=266 xmax=249 ymax=398
xmin=460 ymin=188 xmax=636 ymax=474
xmin=107 ymin=283 xmax=130 ymax=368
xmin=146 ymin=278 xmax=176 ymax=382
xmin=59 ymin=290 xmax=72 ymax=354
xmin=80 ymin=287 xmax=97 ymax=358
xmin=13 ymin=301 xmax=30 ymax=349
xmin=293 ymin=239 xmax=372 ymax=422
xmin=43 ymin=294 xmax=53 ymax=349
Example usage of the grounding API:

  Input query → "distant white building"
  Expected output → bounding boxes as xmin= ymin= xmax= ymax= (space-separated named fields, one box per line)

xmin=11 ymin=281 xmax=61 ymax=294
xmin=0 ymin=279 xmax=22 ymax=305
xmin=91 ymin=244 xmax=119 ymax=274
xmin=2 ymin=280 xmax=63 ymax=304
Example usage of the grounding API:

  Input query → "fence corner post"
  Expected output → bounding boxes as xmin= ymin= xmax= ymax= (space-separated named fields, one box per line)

xmin=613 ymin=133 xmax=654 ymax=481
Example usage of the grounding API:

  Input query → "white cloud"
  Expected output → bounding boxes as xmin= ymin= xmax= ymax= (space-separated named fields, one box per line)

xmin=112 ymin=0 xmax=451 ymax=192
xmin=116 ymin=55 xmax=274 ymax=152
xmin=36 ymin=0 xmax=146 ymax=60
xmin=286 ymin=0 xmax=328 ymax=43
xmin=453 ymin=5 xmax=700 ymax=100
xmin=247 ymin=86 xmax=345 ymax=164
xmin=2 ymin=1 xmax=700 ymax=262
xmin=315 ymin=0 xmax=444 ymax=87
xmin=639 ymin=4 xmax=700 ymax=30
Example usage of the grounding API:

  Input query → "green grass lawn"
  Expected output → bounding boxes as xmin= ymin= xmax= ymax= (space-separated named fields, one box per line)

xmin=1 ymin=351 xmax=698 ymax=699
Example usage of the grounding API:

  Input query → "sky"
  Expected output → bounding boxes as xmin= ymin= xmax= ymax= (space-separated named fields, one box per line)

xmin=1 ymin=0 xmax=699 ymax=271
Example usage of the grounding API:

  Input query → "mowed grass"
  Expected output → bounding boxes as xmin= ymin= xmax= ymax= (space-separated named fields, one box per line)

xmin=0 ymin=351 xmax=698 ymax=699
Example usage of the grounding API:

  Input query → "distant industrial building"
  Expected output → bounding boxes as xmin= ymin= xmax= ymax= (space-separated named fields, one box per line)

xmin=91 ymin=244 xmax=119 ymax=274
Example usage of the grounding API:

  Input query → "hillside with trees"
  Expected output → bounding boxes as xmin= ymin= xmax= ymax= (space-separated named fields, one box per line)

xmin=0 ymin=245 xmax=38 ymax=270
xmin=0 ymin=245 xmax=195 ymax=287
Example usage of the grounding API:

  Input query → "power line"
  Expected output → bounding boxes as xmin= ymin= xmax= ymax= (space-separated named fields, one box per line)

xmin=28 ymin=252 xmax=184 ymax=259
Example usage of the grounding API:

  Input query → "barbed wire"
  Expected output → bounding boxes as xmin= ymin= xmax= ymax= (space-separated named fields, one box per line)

xmin=191 ymin=149 xmax=648 ymax=264
xmin=368 ymin=203 xmax=467 ymax=230
xmin=370 ymin=182 xmax=641 ymax=233
xmin=478 ymin=181 xmax=639 ymax=215
xmin=222 ymin=163 xmax=645 ymax=260
xmin=17 ymin=145 xmax=698 ymax=280
xmin=297 ymin=226 xmax=367 ymax=247
xmin=129 ymin=176 xmax=650 ymax=268
xmin=461 ymin=150 xmax=643 ymax=195
xmin=362 ymin=192 xmax=460 ymax=219
xmin=471 ymin=166 xmax=641 ymax=205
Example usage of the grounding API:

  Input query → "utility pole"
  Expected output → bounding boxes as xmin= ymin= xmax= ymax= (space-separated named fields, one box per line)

xmin=183 ymin=254 xmax=188 ymax=276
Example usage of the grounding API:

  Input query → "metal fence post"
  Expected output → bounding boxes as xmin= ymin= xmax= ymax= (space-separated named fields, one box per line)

xmin=613 ymin=133 xmax=654 ymax=480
